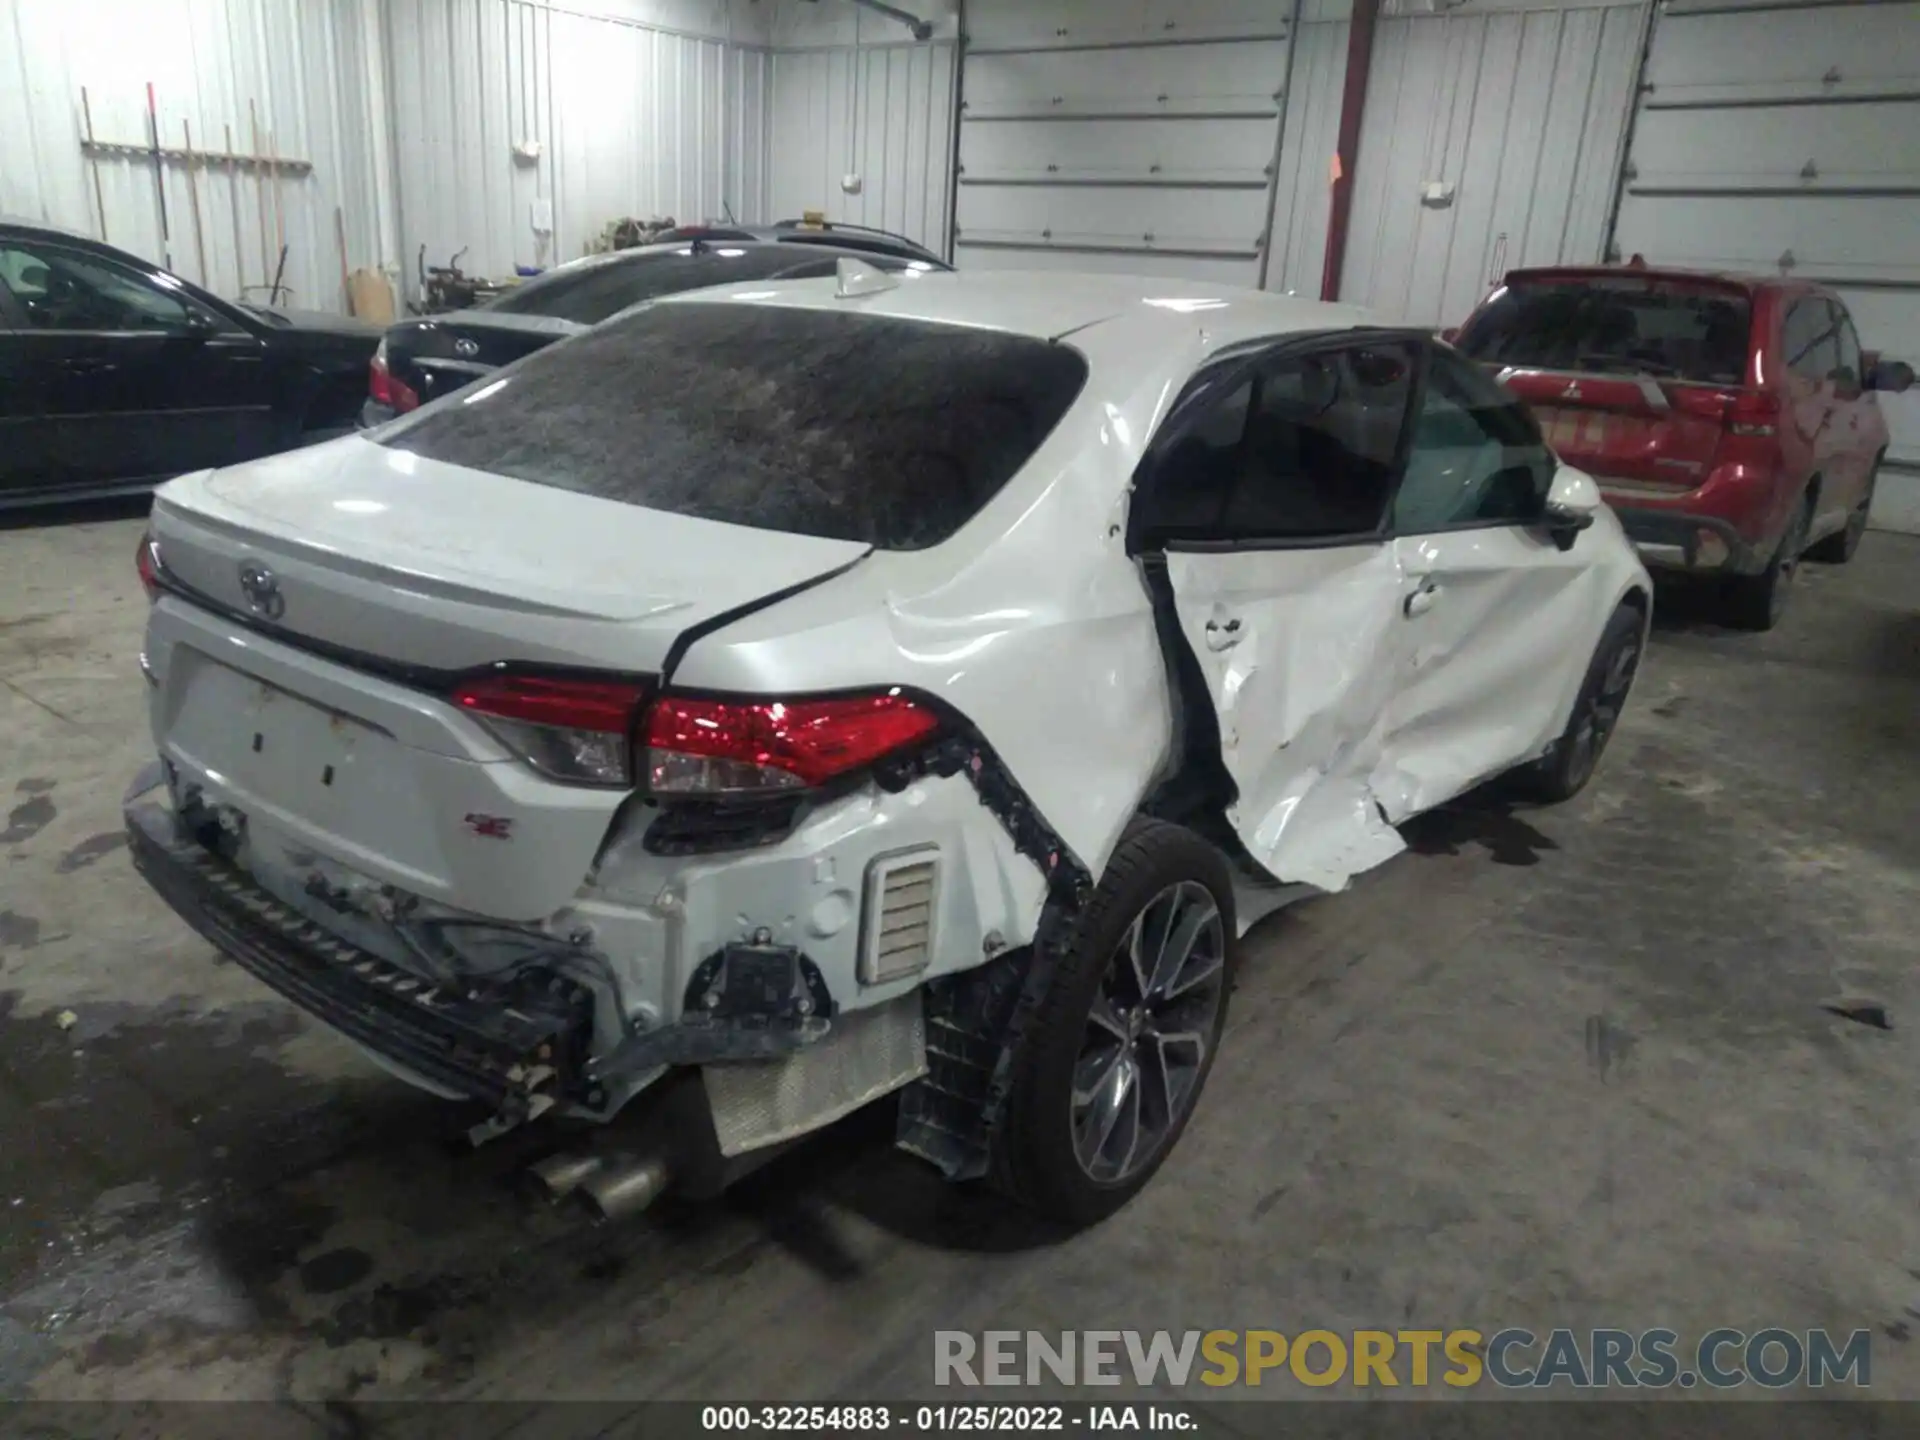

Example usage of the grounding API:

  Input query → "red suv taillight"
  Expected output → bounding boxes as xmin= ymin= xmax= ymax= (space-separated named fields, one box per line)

xmin=451 ymin=672 xmax=650 ymax=786
xmin=642 ymin=691 xmax=940 ymax=795
xmin=1726 ymin=388 xmax=1780 ymax=437
xmin=135 ymin=531 xmax=162 ymax=601
xmin=1671 ymin=386 xmax=1779 ymax=438
xmin=448 ymin=676 xmax=941 ymax=794
xmin=369 ymin=339 xmax=420 ymax=414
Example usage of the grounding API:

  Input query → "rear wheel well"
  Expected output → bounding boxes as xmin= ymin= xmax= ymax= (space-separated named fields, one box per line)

xmin=1620 ymin=585 xmax=1650 ymax=622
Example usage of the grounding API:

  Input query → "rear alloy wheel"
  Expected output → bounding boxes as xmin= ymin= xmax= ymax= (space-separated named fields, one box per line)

xmin=1513 ymin=602 xmax=1643 ymax=804
xmin=1722 ymin=497 xmax=1811 ymax=632
xmin=1071 ymin=881 xmax=1226 ymax=1185
xmin=1807 ymin=457 xmax=1879 ymax=565
xmin=994 ymin=820 xmax=1234 ymax=1226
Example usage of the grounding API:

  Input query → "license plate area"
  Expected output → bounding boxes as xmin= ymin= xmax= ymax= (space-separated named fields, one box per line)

xmin=1534 ymin=404 xmax=1630 ymax=454
xmin=160 ymin=648 xmax=450 ymax=891
xmin=169 ymin=654 xmax=391 ymax=813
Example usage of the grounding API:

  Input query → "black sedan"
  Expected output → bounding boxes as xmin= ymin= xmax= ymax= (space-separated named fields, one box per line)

xmin=364 ymin=222 xmax=950 ymax=423
xmin=0 ymin=220 xmax=380 ymax=508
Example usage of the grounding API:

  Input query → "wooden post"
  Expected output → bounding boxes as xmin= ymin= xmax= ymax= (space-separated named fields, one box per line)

xmin=225 ymin=123 xmax=246 ymax=294
xmin=182 ymin=119 xmax=208 ymax=286
xmin=145 ymin=82 xmax=173 ymax=271
xmin=249 ymin=101 xmax=270 ymax=298
xmin=267 ymin=125 xmax=286 ymax=282
xmin=81 ymin=87 xmax=109 ymax=242
xmin=334 ymin=206 xmax=353 ymax=315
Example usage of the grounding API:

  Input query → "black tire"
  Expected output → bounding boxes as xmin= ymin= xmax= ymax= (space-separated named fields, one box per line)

xmin=1806 ymin=456 xmax=1879 ymax=564
xmin=993 ymin=819 xmax=1236 ymax=1226
xmin=1512 ymin=602 xmax=1644 ymax=804
xmin=1722 ymin=496 xmax=1811 ymax=631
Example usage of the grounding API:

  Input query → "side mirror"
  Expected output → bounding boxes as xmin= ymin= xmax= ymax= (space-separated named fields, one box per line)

xmin=1867 ymin=358 xmax=1915 ymax=394
xmin=1540 ymin=467 xmax=1600 ymax=552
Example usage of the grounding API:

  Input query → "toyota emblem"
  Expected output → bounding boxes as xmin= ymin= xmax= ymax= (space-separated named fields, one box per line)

xmin=237 ymin=562 xmax=285 ymax=621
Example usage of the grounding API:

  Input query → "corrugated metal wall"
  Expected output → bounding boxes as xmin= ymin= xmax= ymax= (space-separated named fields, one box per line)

xmin=764 ymin=41 xmax=957 ymax=252
xmin=0 ymin=0 xmax=385 ymax=313
xmin=384 ymin=0 xmax=770 ymax=287
xmin=1340 ymin=0 xmax=1649 ymax=328
xmin=1610 ymin=0 xmax=1920 ymax=519
xmin=952 ymin=0 xmax=1297 ymax=287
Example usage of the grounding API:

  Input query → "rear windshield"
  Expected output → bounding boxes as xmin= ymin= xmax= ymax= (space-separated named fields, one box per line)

xmin=484 ymin=247 xmax=915 ymax=327
xmin=379 ymin=302 xmax=1089 ymax=550
xmin=1455 ymin=278 xmax=1752 ymax=384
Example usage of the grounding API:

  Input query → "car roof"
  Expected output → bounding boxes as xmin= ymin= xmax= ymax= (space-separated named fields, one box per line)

xmin=0 ymin=217 xmax=127 ymax=253
xmin=662 ymin=220 xmax=946 ymax=265
xmin=502 ymin=234 xmax=947 ymax=293
xmin=658 ymin=268 xmax=1382 ymax=351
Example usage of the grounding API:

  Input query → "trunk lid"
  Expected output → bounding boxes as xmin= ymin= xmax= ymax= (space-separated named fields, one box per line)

xmin=385 ymin=311 xmax=583 ymax=406
xmin=146 ymin=438 xmax=868 ymax=920
xmin=1496 ymin=369 xmax=1729 ymax=493
xmin=151 ymin=434 xmax=870 ymax=675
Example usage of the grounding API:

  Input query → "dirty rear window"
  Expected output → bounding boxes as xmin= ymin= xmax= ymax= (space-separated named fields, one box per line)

xmin=379 ymin=303 xmax=1089 ymax=550
xmin=1455 ymin=278 xmax=1752 ymax=385
xmin=482 ymin=247 xmax=912 ymax=327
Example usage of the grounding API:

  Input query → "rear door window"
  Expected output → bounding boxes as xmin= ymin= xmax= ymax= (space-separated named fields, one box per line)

xmin=1135 ymin=341 xmax=1416 ymax=545
xmin=1783 ymin=299 xmax=1840 ymax=382
xmin=1830 ymin=303 xmax=1863 ymax=387
xmin=1455 ymin=278 xmax=1751 ymax=384
xmin=381 ymin=302 xmax=1088 ymax=550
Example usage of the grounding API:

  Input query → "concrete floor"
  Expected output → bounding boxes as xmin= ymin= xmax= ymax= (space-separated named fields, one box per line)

xmin=2 ymin=504 xmax=1918 ymax=1410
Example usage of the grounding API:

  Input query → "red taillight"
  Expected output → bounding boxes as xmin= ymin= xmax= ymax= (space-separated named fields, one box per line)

xmin=1727 ymin=388 xmax=1779 ymax=437
xmin=1671 ymin=386 xmax=1778 ymax=437
xmin=451 ymin=672 xmax=649 ymax=786
xmin=135 ymin=531 xmax=161 ymax=601
xmin=448 ymin=674 xmax=940 ymax=795
xmin=369 ymin=340 xmax=420 ymax=415
xmin=643 ymin=691 xmax=940 ymax=795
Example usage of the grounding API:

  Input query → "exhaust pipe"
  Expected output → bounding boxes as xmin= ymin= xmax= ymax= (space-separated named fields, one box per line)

xmin=525 ymin=1150 xmax=604 ymax=1202
xmin=576 ymin=1153 xmax=673 ymax=1224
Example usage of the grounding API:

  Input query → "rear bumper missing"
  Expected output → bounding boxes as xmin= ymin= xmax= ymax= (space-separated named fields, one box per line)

xmin=125 ymin=798 xmax=587 ymax=1118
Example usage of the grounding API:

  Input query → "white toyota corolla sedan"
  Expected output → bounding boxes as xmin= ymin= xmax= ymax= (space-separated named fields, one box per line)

xmin=126 ymin=264 xmax=1650 ymax=1225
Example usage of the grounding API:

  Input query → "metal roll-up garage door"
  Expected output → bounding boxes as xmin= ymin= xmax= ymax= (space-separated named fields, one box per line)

xmin=953 ymin=1 xmax=1296 ymax=286
xmin=1610 ymin=0 xmax=1920 ymax=528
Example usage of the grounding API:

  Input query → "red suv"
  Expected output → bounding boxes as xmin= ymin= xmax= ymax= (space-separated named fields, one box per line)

xmin=1451 ymin=263 xmax=1913 ymax=629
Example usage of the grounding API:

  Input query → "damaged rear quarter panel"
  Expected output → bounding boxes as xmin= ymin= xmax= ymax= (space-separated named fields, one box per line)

xmin=666 ymin=350 xmax=1188 ymax=894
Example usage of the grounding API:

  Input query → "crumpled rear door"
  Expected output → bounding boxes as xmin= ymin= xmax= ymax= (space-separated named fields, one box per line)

xmin=1162 ymin=542 xmax=1410 ymax=892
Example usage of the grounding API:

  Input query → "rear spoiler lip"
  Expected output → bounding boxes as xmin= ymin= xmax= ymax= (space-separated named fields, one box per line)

xmin=1497 ymin=266 xmax=1758 ymax=299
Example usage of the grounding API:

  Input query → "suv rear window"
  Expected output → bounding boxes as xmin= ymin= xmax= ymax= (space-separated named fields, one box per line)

xmin=483 ymin=246 xmax=912 ymax=327
xmin=1455 ymin=278 xmax=1751 ymax=384
xmin=379 ymin=302 xmax=1089 ymax=550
